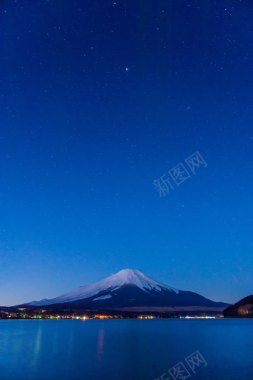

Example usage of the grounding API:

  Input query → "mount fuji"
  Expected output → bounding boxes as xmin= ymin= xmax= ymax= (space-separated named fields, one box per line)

xmin=24 ymin=269 xmax=228 ymax=313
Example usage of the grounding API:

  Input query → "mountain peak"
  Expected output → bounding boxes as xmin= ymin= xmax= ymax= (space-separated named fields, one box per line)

xmin=108 ymin=268 xmax=172 ymax=291
xmin=117 ymin=268 xmax=140 ymax=274
xmin=109 ymin=268 xmax=177 ymax=291
xmin=28 ymin=269 xmax=179 ymax=306
xmin=25 ymin=268 xmax=228 ymax=312
xmin=113 ymin=269 xmax=145 ymax=281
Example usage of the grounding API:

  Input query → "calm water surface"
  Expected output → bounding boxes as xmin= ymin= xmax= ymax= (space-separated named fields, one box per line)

xmin=0 ymin=319 xmax=252 ymax=380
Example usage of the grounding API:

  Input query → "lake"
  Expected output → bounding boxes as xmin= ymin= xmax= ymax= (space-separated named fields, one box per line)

xmin=0 ymin=319 xmax=252 ymax=380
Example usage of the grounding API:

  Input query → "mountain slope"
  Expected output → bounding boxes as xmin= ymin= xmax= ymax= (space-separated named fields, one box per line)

xmin=223 ymin=295 xmax=253 ymax=317
xmin=26 ymin=269 xmax=228 ymax=312
xmin=28 ymin=269 xmax=178 ymax=306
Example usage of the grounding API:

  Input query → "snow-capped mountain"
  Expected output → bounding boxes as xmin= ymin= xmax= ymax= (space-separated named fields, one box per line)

xmin=26 ymin=269 xmax=228 ymax=311
xmin=28 ymin=269 xmax=179 ymax=306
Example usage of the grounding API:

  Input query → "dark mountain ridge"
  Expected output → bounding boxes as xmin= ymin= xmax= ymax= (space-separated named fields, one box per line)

xmin=224 ymin=295 xmax=253 ymax=317
xmin=19 ymin=269 xmax=229 ymax=314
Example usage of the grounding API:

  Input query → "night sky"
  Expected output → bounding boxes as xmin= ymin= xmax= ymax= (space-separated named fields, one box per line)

xmin=1 ymin=0 xmax=253 ymax=306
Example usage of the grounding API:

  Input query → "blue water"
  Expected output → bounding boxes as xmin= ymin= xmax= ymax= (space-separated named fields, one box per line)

xmin=0 ymin=319 xmax=252 ymax=380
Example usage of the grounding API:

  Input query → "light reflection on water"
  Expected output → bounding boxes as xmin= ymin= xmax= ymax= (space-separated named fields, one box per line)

xmin=31 ymin=324 xmax=42 ymax=368
xmin=97 ymin=328 xmax=105 ymax=361
xmin=0 ymin=319 xmax=253 ymax=380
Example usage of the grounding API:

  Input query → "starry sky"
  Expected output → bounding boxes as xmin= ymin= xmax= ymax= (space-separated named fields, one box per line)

xmin=0 ymin=0 xmax=253 ymax=306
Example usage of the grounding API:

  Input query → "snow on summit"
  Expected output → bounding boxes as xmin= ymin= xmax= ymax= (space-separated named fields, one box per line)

xmin=108 ymin=269 xmax=178 ymax=293
xmin=28 ymin=269 xmax=178 ymax=306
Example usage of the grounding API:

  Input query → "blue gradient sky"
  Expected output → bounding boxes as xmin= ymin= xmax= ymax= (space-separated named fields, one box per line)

xmin=0 ymin=0 xmax=253 ymax=306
